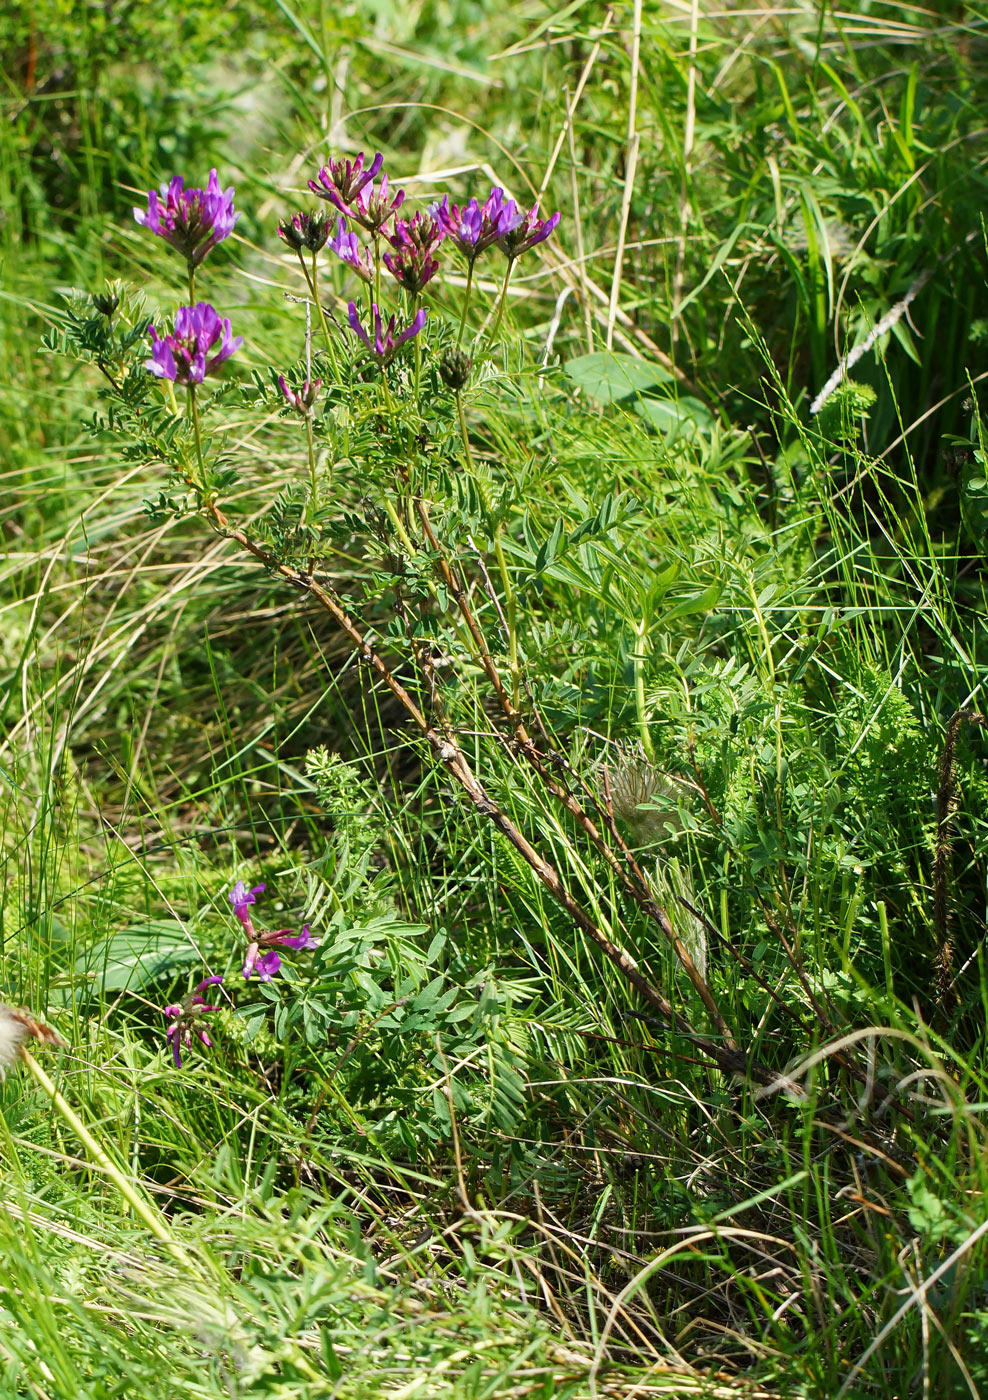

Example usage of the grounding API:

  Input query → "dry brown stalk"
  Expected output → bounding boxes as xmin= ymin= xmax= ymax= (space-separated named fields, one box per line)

xmin=413 ymin=495 xmax=737 ymax=1047
xmin=203 ymin=500 xmax=763 ymax=1084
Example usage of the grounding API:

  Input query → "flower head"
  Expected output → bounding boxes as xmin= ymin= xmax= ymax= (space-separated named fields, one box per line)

xmin=309 ymin=151 xmax=383 ymax=214
xmin=494 ymin=201 xmax=560 ymax=260
xmin=229 ymin=881 xmax=320 ymax=980
xmin=336 ymin=174 xmax=405 ymax=235
xmin=229 ymin=880 xmax=265 ymax=933
xmin=146 ymin=303 xmax=242 ymax=385
xmin=383 ymin=212 xmax=444 ymax=294
xmin=278 ymin=375 xmax=322 ymax=414
xmin=242 ymin=923 xmax=320 ymax=981
xmin=348 ymin=301 xmax=426 ymax=367
xmin=163 ymin=977 xmax=223 ymax=1069
xmin=278 ymin=210 xmax=333 ymax=254
xmin=430 ymin=188 xmax=513 ymax=264
xmin=134 ymin=170 xmax=239 ymax=269
xmin=438 ymin=348 xmax=473 ymax=391
xmin=326 ymin=217 xmax=374 ymax=283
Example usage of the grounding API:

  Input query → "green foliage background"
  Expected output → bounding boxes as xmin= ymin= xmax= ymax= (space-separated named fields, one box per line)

xmin=3 ymin=1 xmax=988 ymax=1396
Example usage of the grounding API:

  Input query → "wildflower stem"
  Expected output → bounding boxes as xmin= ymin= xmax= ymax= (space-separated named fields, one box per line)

xmin=19 ymin=1048 xmax=195 ymax=1269
xmin=383 ymin=496 xmax=418 ymax=556
xmin=187 ymin=264 xmax=196 ymax=304
xmin=305 ymin=412 xmax=318 ymax=517
xmin=456 ymin=261 xmax=475 ymax=348
xmin=187 ymin=384 xmax=205 ymax=485
xmin=493 ymin=530 xmax=520 ymax=704
xmin=632 ymin=616 xmax=656 ymax=763
xmin=297 ymin=252 xmax=334 ymax=360
xmin=487 ymin=258 xmax=515 ymax=348
xmin=413 ymin=295 xmax=423 ymax=405
xmin=455 ymin=390 xmax=474 ymax=472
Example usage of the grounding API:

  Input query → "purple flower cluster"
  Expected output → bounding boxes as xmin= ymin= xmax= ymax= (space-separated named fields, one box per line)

xmin=431 ymin=188 xmax=560 ymax=266
xmin=146 ymin=302 xmax=242 ymax=385
xmin=327 ymin=217 xmax=374 ymax=284
xmin=164 ymin=977 xmax=223 ymax=1069
xmin=278 ymin=210 xmax=332 ymax=254
xmin=229 ymin=880 xmax=319 ymax=982
xmin=159 ymin=880 xmax=320 ymax=1069
xmin=134 ymin=169 xmax=239 ymax=269
xmin=288 ymin=150 xmax=560 ymax=329
xmin=348 ymin=302 xmax=428 ymax=368
xmin=278 ymin=374 xmax=322 ymax=414
xmin=383 ymin=211 xmax=444 ymax=295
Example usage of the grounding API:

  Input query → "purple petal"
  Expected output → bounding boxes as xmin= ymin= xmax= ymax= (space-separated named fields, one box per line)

xmin=394 ymin=307 xmax=427 ymax=349
xmin=348 ymin=301 xmax=370 ymax=350
xmin=256 ymin=950 xmax=282 ymax=981
xmin=269 ymin=924 xmax=319 ymax=950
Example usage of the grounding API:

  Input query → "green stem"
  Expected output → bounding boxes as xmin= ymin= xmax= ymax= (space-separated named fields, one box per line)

xmin=455 ymin=390 xmax=474 ymax=472
xmin=487 ymin=258 xmax=515 ymax=348
xmin=187 ymin=264 xmax=196 ymax=305
xmin=383 ymin=496 xmax=417 ymax=556
xmin=632 ymin=616 xmax=656 ymax=762
xmin=413 ymin=294 xmax=423 ymax=406
xmin=306 ymin=413 xmax=318 ymax=517
xmin=493 ymin=529 xmax=519 ymax=703
xmin=456 ymin=260 xmax=476 ymax=348
xmin=20 ymin=1049 xmax=196 ymax=1270
xmin=297 ymin=252 xmax=334 ymax=360
xmin=187 ymin=383 xmax=205 ymax=486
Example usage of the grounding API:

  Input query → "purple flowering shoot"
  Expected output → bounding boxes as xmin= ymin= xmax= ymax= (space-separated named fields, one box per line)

xmin=494 ymin=201 xmax=561 ymax=261
xmin=146 ymin=303 xmax=242 ymax=385
xmin=164 ymin=976 xmax=223 ymax=1069
xmin=278 ymin=210 xmax=332 ymax=254
xmin=326 ymin=217 xmax=374 ymax=284
xmin=278 ymin=374 xmax=322 ymax=414
xmin=431 ymin=188 xmax=512 ymax=264
xmin=383 ymin=212 xmax=445 ymax=294
xmin=348 ymin=301 xmax=427 ymax=368
xmin=337 ymin=174 xmax=405 ymax=236
xmin=243 ymin=924 xmax=320 ymax=981
xmin=309 ymin=151 xmax=383 ymax=215
xmin=229 ymin=880 xmax=265 ymax=934
xmin=134 ymin=170 xmax=239 ymax=269
xmin=229 ymin=880 xmax=320 ymax=981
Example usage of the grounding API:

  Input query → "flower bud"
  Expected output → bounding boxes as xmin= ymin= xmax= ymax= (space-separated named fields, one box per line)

xmin=92 ymin=291 xmax=120 ymax=317
xmin=439 ymin=348 xmax=472 ymax=390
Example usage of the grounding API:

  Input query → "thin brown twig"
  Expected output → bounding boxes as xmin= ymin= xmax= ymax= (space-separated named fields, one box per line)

xmin=202 ymin=500 xmax=763 ymax=1084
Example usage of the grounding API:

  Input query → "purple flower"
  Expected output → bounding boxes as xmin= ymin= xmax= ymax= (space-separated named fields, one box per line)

xmin=229 ymin=881 xmax=320 ymax=980
xmin=278 ymin=211 xmax=332 ymax=254
xmin=242 ymin=944 xmax=282 ymax=982
xmin=242 ymin=924 xmax=320 ymax=981
xmin=335 ymin=174 xmax=405 ymax=236
xmin=494 ymin=202 xmax=560 ymax=261
xmin=383 ymin=212 xmax=445 ymax=294
xmin=164 ymin=976 xmax=223 ymax=1069
xmin=430 ymin=188 xmax=512 ymax=264
xmin=278 ymin=375 xmax=322 ymax=414
xmin=134 ymin=170 xmax=239 ymax=269
xmin=229 ymin=880 xmax=265 ymax=933
xmin=309 ymin=151 xmax=383 ymax=213
xmin=326 ymin=217 xmax=374 ymax=283
xmin=146 ymin=303 xmax=242 ymax=385
xmin=348 ymin=301 xmax=427 ymax=367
